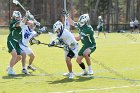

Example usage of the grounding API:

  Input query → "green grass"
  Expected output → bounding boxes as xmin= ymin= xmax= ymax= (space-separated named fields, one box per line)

xmin=0 ymin=32 xmax=140 ymax=93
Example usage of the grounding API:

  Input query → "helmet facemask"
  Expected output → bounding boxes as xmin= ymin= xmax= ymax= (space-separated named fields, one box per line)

xmin=12 ymin=11 xmax=22 ymax=21
xmin=53 ymin=21 xmax=63 ymax=35
xmin=78 ymin=14 xmax=89 ymax=27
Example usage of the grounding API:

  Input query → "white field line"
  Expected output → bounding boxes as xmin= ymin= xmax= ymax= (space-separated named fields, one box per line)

xmin=49 ymin=84 xmax=140 ymax=93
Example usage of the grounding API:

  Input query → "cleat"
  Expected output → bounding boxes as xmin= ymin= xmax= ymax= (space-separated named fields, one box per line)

xmin=63 ymin=72 xmax=69 ymax=76
xmin=88 ymin=69 xmax=94 ymax=75
xmin=69 ymin=72 xmax=74 ymax=79
xmin=80 ymin=70 xmax=88 ymax=76
xmin=27 ymin=65 xmax=36 ymax=71
xmin=7 ymin=67 xmax=16 ymax=75
xmin=22 ymin=69 xmax=30 ymax=74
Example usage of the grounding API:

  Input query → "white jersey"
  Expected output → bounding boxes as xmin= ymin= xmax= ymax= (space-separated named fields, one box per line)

xmin=130 ymin=21 xmax=134 ymax=27
xmin=134 ymin=20 xmax=139 ymax=26
xmin=60 ymin=29 xmax=77 ymax=47
xmin=19 ymin=25 xmax=37 ymax=55
xmin=58 ymin=29 xmax=78 ymax=58
xmin=20 ymin=25 xmax=37 ymax=47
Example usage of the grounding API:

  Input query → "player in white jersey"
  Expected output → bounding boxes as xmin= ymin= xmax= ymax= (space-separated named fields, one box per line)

xmin=19 ymin=20 xmax=38 ymax=74
xmin=48 ymin=21 xmax=78 ymax=79
xmin=130 ymin=19 xmax=134 ymax=33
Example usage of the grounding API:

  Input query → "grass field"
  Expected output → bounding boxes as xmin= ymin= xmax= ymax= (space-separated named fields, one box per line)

xmin=0 ymin=31 xmax=140 ymax=93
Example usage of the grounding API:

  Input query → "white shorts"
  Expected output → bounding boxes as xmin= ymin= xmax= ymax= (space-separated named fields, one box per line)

xmin=64 ymin=43 xmax=78 ymax=58
xmin=19 ymin=44 xmax=33 ymax=55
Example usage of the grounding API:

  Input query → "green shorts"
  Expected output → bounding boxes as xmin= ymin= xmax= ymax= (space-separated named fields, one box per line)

xmin=98 ymin=26 xmax=103 ymax=32
xmin=78 ymin=45 xmax=96 ymax=56
xmin=7 ymin=39 xmax=21 ymax=55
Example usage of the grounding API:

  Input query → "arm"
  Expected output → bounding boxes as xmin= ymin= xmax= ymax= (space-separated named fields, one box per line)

xmin=67 ymin=17 xmax=75 ymax=26
xmin=75 ymin=35 xmax=81 ymax=41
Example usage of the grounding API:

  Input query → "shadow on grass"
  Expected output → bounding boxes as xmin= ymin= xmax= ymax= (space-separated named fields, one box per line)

xmin=2 ymin=74 xmax=31 ymax=79
xmin=47 ymin=76 xmax=93 ymax=84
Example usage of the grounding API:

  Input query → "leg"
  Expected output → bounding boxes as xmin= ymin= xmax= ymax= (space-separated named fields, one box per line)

xmin=28 ymin=53 xmax=35 ymax=65
xmin=83 ymin=48 xmax=91 ymax=66
xmin=66 ymin=57 xmax=72 ymax=73
xmin=7 ymin=50 xmax=18 ymax=75
xmin=97 ymin=31 xmax=100 ymax=38
xmin=10 ymin=50 xmax=18 ymax=67
xmin=21 ymin=53 xmax=26 ymax=68
xmin=21 ymin=53 xmax=29 ymax=74
xmin=83 ymin=47 xmax=96 ymax=75
xmin=66 ymin=57 xmax=74 ymax=79
xmin=27 ymin=53 xmax=36 ymax=71
xmin=103 ymin=31 xmax=107 ymax=38
xmin=76 ymin=56 xmax=88 ymax=75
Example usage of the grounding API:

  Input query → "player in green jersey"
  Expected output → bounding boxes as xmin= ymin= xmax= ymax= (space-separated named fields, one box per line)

xmin=97 ymin=16 xmax=106 ymax=38
xmin=7 ymin=11 xmax=28 ymax=75
xmin=68 ymin=14 xmax=96 ymax=75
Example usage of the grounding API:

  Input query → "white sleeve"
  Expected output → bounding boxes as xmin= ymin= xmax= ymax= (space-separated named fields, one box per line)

xmin=30 ymin=31 xmax=37 ymax=38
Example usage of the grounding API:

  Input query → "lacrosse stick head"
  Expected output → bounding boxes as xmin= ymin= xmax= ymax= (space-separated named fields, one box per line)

xmin=13 ymin=0 xmax=19 ymax=5
xmin=29 ymin=38 xmax=40 ymax=45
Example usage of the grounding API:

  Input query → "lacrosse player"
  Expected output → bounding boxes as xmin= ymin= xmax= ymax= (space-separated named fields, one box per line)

xmin=68 ymin=14 xmax=96 ymax=76
xmin=7 ymin=11 xmax=28 ymax=75
xmin=134 ymin=18 xmax=140 ymax=33
xmin=97 ymin=16 xmax=106 ymax=38
xmin=19 ymin=21 xmax=37 ymax=74
xmin=130 ymin=19 xmax=134 ymax=33
xmin=48 ymin=21 xmax=78 ymax=79
xmin=19 ymin=12 xmax=41 ymax=73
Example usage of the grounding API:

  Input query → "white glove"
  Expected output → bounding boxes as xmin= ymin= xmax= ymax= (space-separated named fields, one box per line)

xmin=34 ymin=19 xmax=40 ymax=26
xmin=29 ymin=14 xmax=34 ymax=20
xmin=97 ymin=25 xmax=99 ymax=29
xmin=26 ymin=10 xmax=31 ymax=17
xmin=36 ymin=22 xmax=40 ymax=26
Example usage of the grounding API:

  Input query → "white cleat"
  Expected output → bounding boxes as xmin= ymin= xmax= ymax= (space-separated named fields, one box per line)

xmin=27 ymin=65 xmax=36 ymax=71
xmin=88 ymin=69 xmax=94 ymax=75
xmin=7 ymin=67 xmax=16 ymax=75
xmin=69 ymin=73 xmax=74 ymax=79
xmin=22 ymin=69 xmax=30 ymax=74
xmin=80 ymin=70 xmax=88 ymax=76
xmin=63 ymin=73 xmax=69 ymax=76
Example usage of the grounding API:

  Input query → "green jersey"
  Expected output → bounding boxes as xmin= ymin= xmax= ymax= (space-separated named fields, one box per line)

xmin=98 ymin=19 xmax=103 ymax=27
xmin=8 ymin=19 xmax=22 ymax=42
xmin=78 ymin=24 xmax=96 ymax=47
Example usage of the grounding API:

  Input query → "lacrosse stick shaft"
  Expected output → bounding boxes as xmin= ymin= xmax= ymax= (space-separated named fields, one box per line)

xmin=18 ymin=2 xmax=26 ymax=11
xmin=39 ymin=42 xmax=63 ymax=48
xmin=64 ymin=0 xmax=67 ymax=28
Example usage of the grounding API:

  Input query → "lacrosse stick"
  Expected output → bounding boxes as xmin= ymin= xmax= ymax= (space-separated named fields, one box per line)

xmin=63 ymin=0 xmax=67 ymax=29
xmin=29 ymin=37 xmax=63 ymax=48
xmin=13 ymin=0 xmax=26 ymax=11
xmin=13 ymin=0 xmax=40 ymax=27
xmin=39 ymin=42 xmax=63 ymax=48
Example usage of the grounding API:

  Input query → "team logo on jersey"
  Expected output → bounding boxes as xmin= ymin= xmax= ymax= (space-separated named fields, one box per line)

xmin=24 ymin=30 xmax=31 ymax=39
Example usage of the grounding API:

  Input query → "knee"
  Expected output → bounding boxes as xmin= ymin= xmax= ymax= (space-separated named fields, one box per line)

xmin=30 ymin=54 xmax=35 ymax=59
xmin=17 ymin=55 xmax=21 ymax=61
xmin=76 ymin=58 xmax=81 ymax=64
xmin=83 ymin=53 xmax=88 ymax=57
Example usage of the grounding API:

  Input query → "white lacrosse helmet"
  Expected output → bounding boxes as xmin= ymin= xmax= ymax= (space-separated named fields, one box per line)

xmin=53 ymin=21 xmax=63 ymax=33
xmin=78 ymin=14 xmax=89 ymax=27
xmin=98 ymin=16 xmax=102 ymax=19
xmin=12 ymin=11 xmax=22 ymax=19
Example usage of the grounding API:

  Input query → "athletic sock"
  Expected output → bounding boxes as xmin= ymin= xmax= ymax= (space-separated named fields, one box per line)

xmin=79 ymin=62 xmax=85 ymax=69
xmin=88 ymin=65 xmax=92 ymax=70
xmin=23 ymin=67 xmax=26 ymax=70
